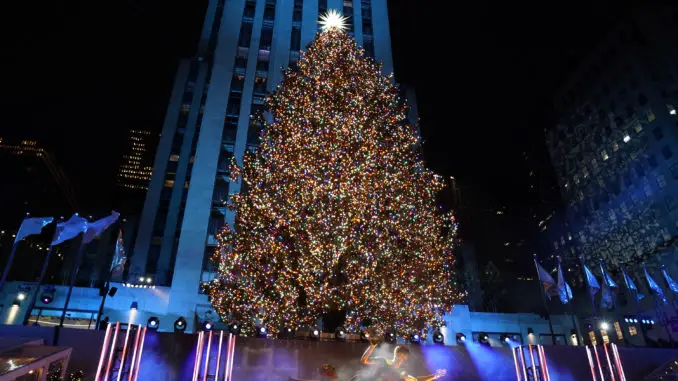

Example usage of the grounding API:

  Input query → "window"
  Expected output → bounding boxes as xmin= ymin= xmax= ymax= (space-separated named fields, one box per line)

xmin=662 ymin=145 xmax=673 ymax=160
xmin=668 ymin=104 xmax=677 ymax=115
xmin=253 ymin=75 xmax=267 ymax=95
xmin=648 ymin=155 xmax=658 ymax=168
xmin=169 ymin=154 xmax=180 ymax=162
xmin=227 ymin=93 xmax=242 ymax=116
xmin=364 ymin=38 xmax=374 ymax=57
xmin=653 ymin=127 xmax=664 ymax=140
xmin=623 ymin=134 xmax=630 ymax=143
xmin=238 ymin=23 xmax=253 ymax=47
xmin=243 ymin=0 xmax=256 ymax=18
xmin=601 ymin=150 xmax=609 ymax=161
xmin=263 ymin=3 xmax=275 ymax=21
xmin=231 ymin=74 xmax=245 ymax=91
xmin=293 ymin=0 xmax=303 ymax=22
xmin=164 ymin=179 xmax=175 ymax=188
xmin=319 ymin=0 xmax=327 ymax=13
xmin=670 ymin=163 xmax=678 ymax=179
xmin=291 ymin=27 xmax=301 ymax=51
xmin=260 ymin=27 xmax=273 ymax=50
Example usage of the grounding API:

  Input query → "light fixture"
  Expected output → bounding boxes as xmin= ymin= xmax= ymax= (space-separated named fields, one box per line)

xmin=500 ymin=333 xmax=511 ymax=344
xmin=202 ymin=320 xmax=214 ymax=331
xmin=478 ymin=332 xmax=490 ymax=345
xmin=432 ymin=330 xmax=444 ymax=345
xmin=41 ymin=287 xmax=55 ymax=304
xmin=17 ymin=293 xmax=26 ymax=301
xmin=409 ymin=332 xmax=421 ymax=344
xmin=130 ymin=301 xmax=138 ymax=311
xmin=174 ymin=317 xmax=187 ymax=332
xmin=600 ymin=322 xmax=609 ymax=330
xmin=148 ymin=316 xmax=160 ymax=329
xmin=139 ymin=277 xmax=145 ymax=282
xmin=456 ymin=333 xmax=466 ymax=344
xmin=280 ymin=326 xmax=295 ymax=339
xmin=335 ymin=326 xmax=347 ymax=341
xmin=623 ymin=135 xmax=631 ymax=143
xmin=146 ymin=278 xmax=152 ymax=283
xmin=360 ymin=330 xmax=370 ymax=342
xmin=384 ymin=330 xmax=396 ymax=343
xmin=229 ymin=323 xmax=241 ymax=335
xmin=257 ymin=326 xmax=267 ymax=338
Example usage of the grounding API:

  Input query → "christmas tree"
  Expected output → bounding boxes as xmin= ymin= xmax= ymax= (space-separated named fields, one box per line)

xmin=205 ymin=11 xmax=462 ymax=336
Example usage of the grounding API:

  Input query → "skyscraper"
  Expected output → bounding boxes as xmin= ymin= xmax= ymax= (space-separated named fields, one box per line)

xmin=116 ymin=129 xmax=155 ymax=192
xmin=130 ymin=0 xmax=399 ymax=330
xmin=546 ymin=4 xmax=678 ymax=275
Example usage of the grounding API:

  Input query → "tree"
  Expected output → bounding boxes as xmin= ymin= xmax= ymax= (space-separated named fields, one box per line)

xmin=205 ymin=17 xmax=462 ymax=336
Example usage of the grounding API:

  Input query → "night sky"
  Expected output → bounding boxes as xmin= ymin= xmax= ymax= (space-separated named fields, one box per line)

xmin=2 ymin=1 xmax=623 ymax=230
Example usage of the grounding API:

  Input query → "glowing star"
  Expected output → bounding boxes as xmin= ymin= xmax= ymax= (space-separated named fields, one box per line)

xmin=319 ymin=9 xmax=348 ymax=32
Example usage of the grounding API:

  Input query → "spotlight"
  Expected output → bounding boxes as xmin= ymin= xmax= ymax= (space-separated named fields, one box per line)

xmin=257 ymin=326 xmax=267 ymax=337
xmin=174 ymin=317 xmax=187 ymax=332
xmin=600 ymin=322 xmax=609 ymax=331
xmin=311 ymin=327 xmax=321 ymax=340
xmin=130 ymin=301 xmax=138 ymax=311
xmin=478 ymin=332 xmax=490 ymax=345
xmin=202 ymin=320 xmax=214 ymax=331
xmin=455 ymin=333 xmax=466 ymax=344
xmin=650 ymin=320 xmax=655 ymax=325
xmin=409 ymin=332 xmax=421 ymax=344
xmin=527 ymin=327 xmax=534 ymax=335
xmin=280 ymin=326 xmax=295 ymax=339
xmin=432 ymin=330 xmax=444 ymax=345
xmin=360 ymin=330 xmax=371 ymax=342
xmin=41 ymin=286 xmax=55 ymax=304
xmin=335 ymin=326 xmax=347 ymax=341
xmin=12 ymin=299 xmax=21 ymax=306
xmin=17 ymin=293 xmax=26 ymax=301
xmin=229 ymin=323 xmax=241 ymax=335
xmin=147 ymin=316 xmax=160 ymax=329
xmin=384 ymin=330 xmax=396 ymax=344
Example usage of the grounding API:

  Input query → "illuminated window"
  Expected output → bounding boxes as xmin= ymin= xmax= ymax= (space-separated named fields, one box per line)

xmin=623 ymin=134 xmax=631 ymax=143
xmin=667 ymin=104 xmax=676 ymax=115
xmin=629 ymin=326 xmax=637 ymax=336
xmin=164 ymin=180 xmax=175 ymax=188
xmin=169 ymin=154 xmax=180 ymax=162
xmin=634 ymin=122 xmax=643 ymax=133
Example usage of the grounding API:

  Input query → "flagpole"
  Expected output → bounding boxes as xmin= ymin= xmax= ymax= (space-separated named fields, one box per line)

xmin=58 ymin=238 xmax=88 ymax=327
xmin=579 ymin=255 xmax=597 ymax=317
xmin=600 ymin=260 xmax=629 ymax=346
xmin=534 ymin=254 xmax=557 ymax=345
xmin=559 ymin=257 xmax=582 ymax=346
xmin=0 ymin=240 xmax=21 ymax=293
xmin=22 ymin=244 xmax=56 ymax=325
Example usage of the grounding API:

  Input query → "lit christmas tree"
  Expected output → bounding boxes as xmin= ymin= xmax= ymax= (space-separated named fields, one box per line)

xmin=205 ymin=11 xmax=462 ymax=336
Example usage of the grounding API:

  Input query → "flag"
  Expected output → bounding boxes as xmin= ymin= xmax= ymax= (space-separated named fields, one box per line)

xmin=582 ymin=264 xmax=601 ymax=296
xmin=14 ymin=216 xmax=54 ymax=243
xmin=557 ymin=260 xmax=573 ymax=304
xmin=661 ymin=266 xmax=678 ymax=294
xmin=534 ymin=258 xmax=556 ymax=299
xmin=110 ymin=229 xmax=127 ymax=279
xmin=621 ymin=265 xmax=644 ymax=300
xmin=83 ymin=211 xmax=120 ymax=244
xmin=645 ymin=267 xmax=668 ymax=305
xmin=51 ymin=214 xmax=88 ymax=246
xmin=600 ymin=261 xmax=617 ymax=309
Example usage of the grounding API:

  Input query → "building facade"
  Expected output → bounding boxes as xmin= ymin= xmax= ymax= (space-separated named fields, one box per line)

xmin=545 ymin=5 xmax=678 ymax=300
xmin=116 ymin=129 xmax=155 ymax=192
xmin=126 ymin=0 xmax=398 ymax=331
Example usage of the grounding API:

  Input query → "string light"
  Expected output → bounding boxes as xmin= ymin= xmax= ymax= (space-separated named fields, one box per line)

xmin=204 ymin=29 xmax=463 ymax=335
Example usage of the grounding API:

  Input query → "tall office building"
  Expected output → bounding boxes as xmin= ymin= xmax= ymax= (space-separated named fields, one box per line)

xmin=130 ymin=0 xmax=398 ymax=330
xmin=116 ymin=129 xmax=156 ymax=192
xmin=546 ymin=4 xmax=678 ymax=280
